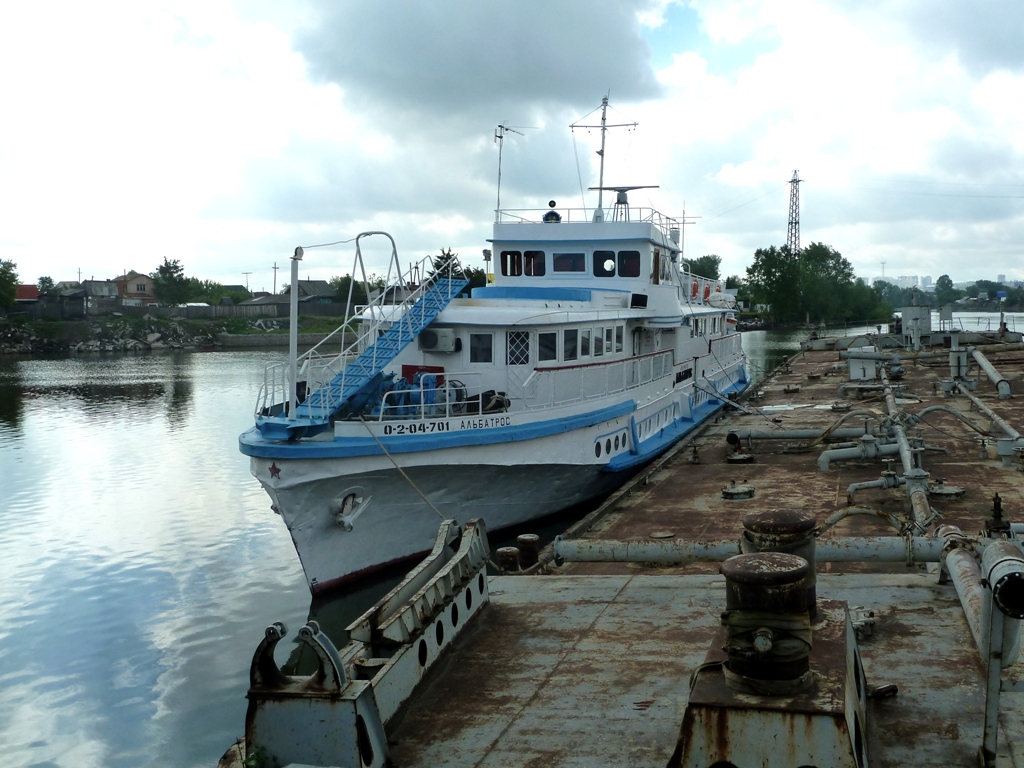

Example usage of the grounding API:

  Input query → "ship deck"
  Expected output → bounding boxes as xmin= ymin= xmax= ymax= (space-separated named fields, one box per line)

xmin=385 ymin=339 xmax=1024 ymax=767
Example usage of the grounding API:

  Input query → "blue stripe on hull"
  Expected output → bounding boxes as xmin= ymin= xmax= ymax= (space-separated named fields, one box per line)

xmin=601 ymin=378 xmax=747 ymax=472
xmin=239 ymin=400 xmax=636 ymax=459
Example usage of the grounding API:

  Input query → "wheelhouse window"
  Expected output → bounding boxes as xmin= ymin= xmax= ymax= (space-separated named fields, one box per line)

xmin=593 ymin=250 xmax=615 ymax=277
xmin=500 ymin=251 xmax=522 ymax=277
xmin=524 ymin=251 xmax=545 ymax=276
xmin=618 ymin=250 xmax=641 ymax=277
xmin=604 ymin=327 xmax=613 ymax=354
xmin=507 ymin=330 xmax=530 ymax=365
xmin=615 ymin=325 xmax=624 ymax=353
xmin=563 ymin=329 xmax=578 ymax=361
xmin=538 ymin=331 xmax=557 ymax=362
xmin=470 ymin=333 xmax=493 ymax=363
xmin=593 ymin=327 xmax=604 ymax=357
xmin=553 ymin=252 xmax=585 ymax=272
xmin=580 ymin=329 xmax=591 ymax=357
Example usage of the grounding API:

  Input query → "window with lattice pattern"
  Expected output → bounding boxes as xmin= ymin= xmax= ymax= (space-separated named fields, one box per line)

xmin=506 ymin=330 xmax=530 ymax=365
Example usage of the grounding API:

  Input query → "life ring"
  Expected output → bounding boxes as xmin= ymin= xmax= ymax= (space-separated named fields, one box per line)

xmin=703 ymin=284 xmax=711 ymax=302
xmin=715 ymin=284 xmax=722 ymax=292
xmin=691 ymin=280 xmax=699 ymax=299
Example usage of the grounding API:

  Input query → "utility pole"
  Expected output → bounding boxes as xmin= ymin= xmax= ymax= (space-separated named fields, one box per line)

xmin=242 ymin=271 xmax=252 ymax=292
xmin=787 ymin=170 xmax=802 ymax=254
xmin=273 ymin=262 xmax=279 ymax=294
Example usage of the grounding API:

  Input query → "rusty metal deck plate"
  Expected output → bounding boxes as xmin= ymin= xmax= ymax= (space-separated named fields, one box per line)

xmin=386 ymin=573 xmax=1024 ymax=767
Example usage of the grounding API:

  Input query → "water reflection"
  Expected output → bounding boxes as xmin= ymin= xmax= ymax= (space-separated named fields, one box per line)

xmin=0 ymin=360 xmax=24 ymax=429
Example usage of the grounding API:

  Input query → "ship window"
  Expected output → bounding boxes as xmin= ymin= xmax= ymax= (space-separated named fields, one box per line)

xmin=538 ymin=332 xmax=557 ymax=362
xmin=553 ymin=252 xmax=585 ymax=272
xmin=470 ymin=333 xmax=493 ymax=363
xmin=615 ymin=325 xmax=624 ymax=353
xmin=605 ymin=327 xmax=614 ymax=353
xmin=618 ymin=250 xmax=641 ymax=277
xmin=594 ymin=327 xmax=604 ymax=357
xmin=580 ymin=329 xmax=591 ymax=357
xmin=500 ymin=250 xmax=522 ymax=277
xmin=507 ymin=330 xmax=530 ymax=365
xmin=593 ymin=250 xmax=615 ymax=277
xmin=563 ymin=329 xmax=578 ymax=361
xmin=524 ymin=250 xmax=546 ymax=276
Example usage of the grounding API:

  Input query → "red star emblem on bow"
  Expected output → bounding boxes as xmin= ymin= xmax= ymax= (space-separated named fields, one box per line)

xmin=269 ymin=462 xmax=281 ymax=479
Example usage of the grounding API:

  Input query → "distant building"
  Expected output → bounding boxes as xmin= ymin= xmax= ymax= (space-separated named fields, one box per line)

xmin=920 ymin=276 xmax=932 ymax=288
xmin=998 ymin=274 xmax=1006 ymax=284
xmin=15 ymin=285 xmax=40 ymax=303
xmin=113 ymin=272 xmax=159 ymax=307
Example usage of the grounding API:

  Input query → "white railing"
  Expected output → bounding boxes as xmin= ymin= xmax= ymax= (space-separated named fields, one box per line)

xmin=496 ymin=206 xmax=682 ymax=242
xmin=254 ymin=240 xmax=467 ymax=420
xmin=373 ymin=372 xmax=496 ymax=421
xmin=522 ymin=350 xmax=674 ymax=411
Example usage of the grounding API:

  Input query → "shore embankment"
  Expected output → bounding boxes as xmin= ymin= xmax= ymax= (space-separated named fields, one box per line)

xmin=0 ymin=317 xmax=337 ymax=354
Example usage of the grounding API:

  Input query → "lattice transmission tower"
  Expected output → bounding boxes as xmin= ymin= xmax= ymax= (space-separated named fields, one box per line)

xmin=787 ymin=170 xmax=802 ymax=253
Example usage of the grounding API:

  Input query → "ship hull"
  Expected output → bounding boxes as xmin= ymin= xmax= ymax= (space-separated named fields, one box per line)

xmin=248 ymin=371 xmax=747 ymax=593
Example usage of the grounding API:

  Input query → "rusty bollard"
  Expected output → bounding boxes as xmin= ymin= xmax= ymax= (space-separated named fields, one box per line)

xmin=497 ymin=546 xmax=520 ymax=572
xmin=516 ymin=534 xmax=540 ymax=568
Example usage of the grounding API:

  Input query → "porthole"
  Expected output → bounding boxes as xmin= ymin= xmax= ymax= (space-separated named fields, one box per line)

xmin=435 ymin=619 xmax=445 ymax=646
xmin=614 ymin=435 xmax=619 ymax=450
xmin=595 ymin=442 xmax=602 ymax=458
xmin=477 ymin=573 xmax=484 ymax=593
xmin=451 ymin=604 xmax=459 ymax=628
xmin=605 ymin=438 xmax=612 ymax=454
xmin=465 ymin=588 xmax=473 ymax=610
xmin=418 ymin=638 xmax=427 ymax=667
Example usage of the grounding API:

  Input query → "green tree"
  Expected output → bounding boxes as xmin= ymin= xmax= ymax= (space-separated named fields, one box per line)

xmin=934 ymin=274 xmax=959 ymax=306
xmin=0 ymin=260 xmax=19 ymax=309
xmin=747 ymin=243 xmax=888 ymax=324
xmin=687 ymin=254 xmax=721 ymax=279
xmin=37 ymin=276 xmax=56 ymax=297
xmin=799 ymin=243 xmax=855 ymax=323
xmin=151 ymin=258 xmax=192 ymax=306
xmin=724 ymin=275 xmax=742 ymax=289
xmin=745 ymin=245 xmax=801 ymax=322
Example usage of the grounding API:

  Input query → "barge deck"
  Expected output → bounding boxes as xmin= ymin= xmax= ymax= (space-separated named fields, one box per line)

xmin=226 ymin=330 xmax=1024 ymax=767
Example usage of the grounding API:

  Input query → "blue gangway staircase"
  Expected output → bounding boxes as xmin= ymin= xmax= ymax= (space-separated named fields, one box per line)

xmin=256 ymin=275 xmax=469 ymax=442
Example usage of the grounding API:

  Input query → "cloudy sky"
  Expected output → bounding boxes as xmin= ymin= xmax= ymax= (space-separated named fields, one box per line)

xmin=2 ymin=0 xmax=1023 ymax=293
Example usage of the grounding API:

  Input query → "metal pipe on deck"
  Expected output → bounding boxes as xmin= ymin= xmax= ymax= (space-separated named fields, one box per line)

xmin=731 ymin=427 xmax=878 ymax=441
xmin=881 ymin=369 xmax=933 ymax=527
xmin=816 ymin=434 xmax=903 ymax=471
xmin=946 ymin=539 xmax=1024 ymax=669
xmin=971 ymin=347 xmax=1012 ymax=399
xmin=839 ymin=349 xmax=947 ymax=362
xmin=552 ymin=535 xmax=945 ymax=564
xmin=956 ymin=384 xmax=1021 ymax=441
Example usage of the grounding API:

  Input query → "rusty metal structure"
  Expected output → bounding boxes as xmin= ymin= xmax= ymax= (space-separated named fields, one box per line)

xmin=224 ymin=324 xmax=1024 ymax=768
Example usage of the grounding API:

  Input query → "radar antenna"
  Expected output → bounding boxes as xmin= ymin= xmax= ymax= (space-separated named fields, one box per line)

xmin=587 ymin=185 xmax=658 ymax=222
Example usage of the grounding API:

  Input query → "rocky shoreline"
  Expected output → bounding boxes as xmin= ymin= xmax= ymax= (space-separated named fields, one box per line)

xmin=0 ymin=316 xmax=337 ymax=355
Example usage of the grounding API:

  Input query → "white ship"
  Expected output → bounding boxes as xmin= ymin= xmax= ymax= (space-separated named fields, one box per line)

xmin=238 ymin=99 xmax=749 ymax=594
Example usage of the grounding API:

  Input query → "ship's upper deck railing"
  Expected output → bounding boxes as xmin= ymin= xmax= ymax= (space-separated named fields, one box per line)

xmin=496 ymin=207 xmax=682 ymax=243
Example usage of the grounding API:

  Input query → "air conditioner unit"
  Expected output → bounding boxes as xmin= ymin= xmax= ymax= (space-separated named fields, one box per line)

xmin=418 ymin=327 xmax=457 ymax=353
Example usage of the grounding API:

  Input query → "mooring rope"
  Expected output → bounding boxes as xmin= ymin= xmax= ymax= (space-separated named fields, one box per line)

xmin=359 ymin=417 xmax=446 ymax=521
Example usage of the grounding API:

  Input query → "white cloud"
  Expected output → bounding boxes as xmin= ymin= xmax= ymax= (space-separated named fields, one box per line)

xmin=1 ymin=0 xmax=1022 ymax=291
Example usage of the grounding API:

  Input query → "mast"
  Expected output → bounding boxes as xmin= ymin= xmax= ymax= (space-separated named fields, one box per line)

xmin=596 ymin=97 xmax=608 ymax=213
xmin=494 ymin=123 xmax=529 ymax=222
xmin=572 ymin=96 xmax=637 ymax=222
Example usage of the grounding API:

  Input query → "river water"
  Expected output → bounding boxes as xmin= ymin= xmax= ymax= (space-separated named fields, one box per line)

xmin=1 ymin=313 xmax=1019 ymax=767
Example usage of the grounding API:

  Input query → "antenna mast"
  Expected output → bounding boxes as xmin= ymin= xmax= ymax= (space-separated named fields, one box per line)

xmin=572 ymin=96 xmax=637 ymax=221
xmin=787 ymin=170 xmax=802 ymax=253
xmin=495 ymin=123 xmax=524 ymax=221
